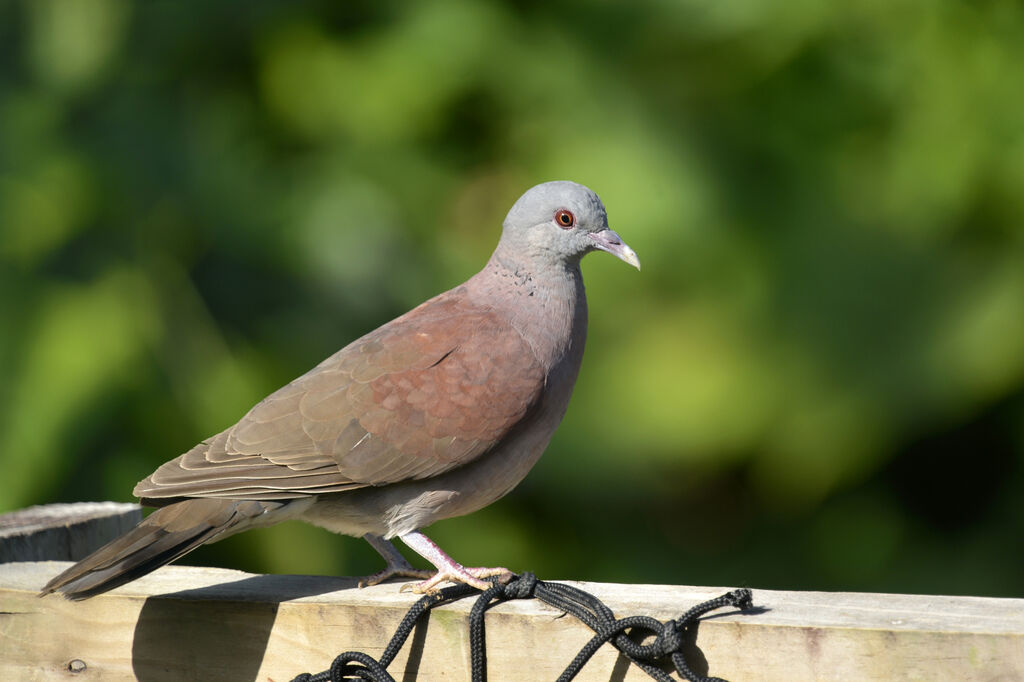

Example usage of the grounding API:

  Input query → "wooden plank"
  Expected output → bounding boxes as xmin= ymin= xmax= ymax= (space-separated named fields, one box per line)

xmin=0 ymin=502 xmax=142 ymax=563
xmin=1 ymin=561 xmax=1021 ymax=681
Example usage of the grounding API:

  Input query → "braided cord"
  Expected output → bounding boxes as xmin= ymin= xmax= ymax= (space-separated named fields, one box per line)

xmin=291 ymin=574 xmax=753 ymax=682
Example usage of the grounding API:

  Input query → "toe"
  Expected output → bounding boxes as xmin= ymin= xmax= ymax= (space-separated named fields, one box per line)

xmin=358 ymin=567 xmax=434 ymax=588
xmin=409 ymin=570 xmax=492 ymax=594
xmin=464 ymin=567 xmax=514 ymax=581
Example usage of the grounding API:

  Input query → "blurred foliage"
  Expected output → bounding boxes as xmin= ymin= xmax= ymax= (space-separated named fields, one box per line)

xmin=2 ymin=0 xmax=1023 ymax=597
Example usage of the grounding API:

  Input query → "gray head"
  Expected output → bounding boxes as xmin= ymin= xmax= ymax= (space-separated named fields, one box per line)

xmin=499 ymin=181 xmax=640 ymax=270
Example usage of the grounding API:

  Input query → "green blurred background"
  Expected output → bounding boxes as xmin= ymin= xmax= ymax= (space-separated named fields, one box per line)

xmin=2 ymin=0 xmax=1022 ymax=598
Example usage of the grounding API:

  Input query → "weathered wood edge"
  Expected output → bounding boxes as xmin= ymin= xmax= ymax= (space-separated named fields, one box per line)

xmin=1 ymin=561 xmax=1022 ymax=682
xmin=0 ymin=502 xmax=142 ymax=563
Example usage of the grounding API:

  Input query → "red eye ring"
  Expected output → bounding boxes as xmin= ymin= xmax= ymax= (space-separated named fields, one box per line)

xmin=554 ymin=209 xmax=575 ymax=229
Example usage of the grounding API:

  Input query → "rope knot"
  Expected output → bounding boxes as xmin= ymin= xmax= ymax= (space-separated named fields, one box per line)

xmin=651 ymin=620 xmax=683 ymax=658
xmin=504 ymin=571 xmax=537 ymax=599
xmin=730 ymin=588 xmax=754 ymax=611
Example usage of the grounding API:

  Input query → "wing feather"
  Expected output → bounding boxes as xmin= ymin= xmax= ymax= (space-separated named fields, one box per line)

xmin=134 ymin=294 xmax=545 ymax=500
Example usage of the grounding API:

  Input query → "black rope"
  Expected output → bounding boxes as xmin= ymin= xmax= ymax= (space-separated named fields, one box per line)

xmin=291 ymin=573 xmax=754 ymax=682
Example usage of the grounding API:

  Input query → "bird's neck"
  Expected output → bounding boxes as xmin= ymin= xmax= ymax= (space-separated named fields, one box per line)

xmin=467 ymin=248 xmax=589 ymax=372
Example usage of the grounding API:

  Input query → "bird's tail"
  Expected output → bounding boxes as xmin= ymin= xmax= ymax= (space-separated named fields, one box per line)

xmin=41 ymin=497 xmax=285 ymax=600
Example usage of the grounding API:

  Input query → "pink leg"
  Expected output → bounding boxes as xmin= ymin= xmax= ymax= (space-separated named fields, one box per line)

xmin=399 ymin=531 xmax=513 ymax=593
xmin=359 ymin=533 xmax=434 ymax=587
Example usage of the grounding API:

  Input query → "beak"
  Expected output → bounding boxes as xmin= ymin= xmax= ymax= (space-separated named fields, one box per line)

xmin=589 ymin=230 xmax=641 ymax=270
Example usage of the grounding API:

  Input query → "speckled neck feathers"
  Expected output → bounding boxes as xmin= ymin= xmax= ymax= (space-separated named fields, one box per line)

xmin=465 ymin=247 xmax=588 ymax=376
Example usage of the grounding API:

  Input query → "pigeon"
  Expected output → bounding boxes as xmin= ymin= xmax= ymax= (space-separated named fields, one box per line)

xmin=41 ymin=180 xmax=639 ymax=599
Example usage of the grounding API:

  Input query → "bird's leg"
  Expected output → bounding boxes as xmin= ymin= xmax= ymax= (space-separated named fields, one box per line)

xmin=398 ymin=530 xmax=513 ymax=593
xmin=359 ymin=533 xmax=434 ymax=587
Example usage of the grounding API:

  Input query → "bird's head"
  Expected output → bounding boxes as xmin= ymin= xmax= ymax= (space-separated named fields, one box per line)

xmin=500 ymin=181 xmax=640 ymax=270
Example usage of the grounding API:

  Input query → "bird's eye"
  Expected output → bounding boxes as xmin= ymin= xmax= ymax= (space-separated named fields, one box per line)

xmin=554 ymin=209 xmax=575 ymax=229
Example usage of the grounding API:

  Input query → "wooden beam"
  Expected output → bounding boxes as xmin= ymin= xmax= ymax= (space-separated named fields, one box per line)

xmin=1 ymin=560 xmax=1022 ymax=682
xmin=0 ymin=502 xmax=142 ymax=563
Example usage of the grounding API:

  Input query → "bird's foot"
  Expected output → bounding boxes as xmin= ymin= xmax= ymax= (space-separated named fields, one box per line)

xmin=401 ymin=566 xmax=514 ymax=594
xmin=360 ymin=533 xmax=435 ymax=587
xmin=358 ymin=565 xmax=435 ymax=588
xmin=397 ymin=530 xmax=514 ymax=594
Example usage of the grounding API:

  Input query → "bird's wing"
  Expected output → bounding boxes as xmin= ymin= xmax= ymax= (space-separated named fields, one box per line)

xmin=134 ymin=294 xmax=546 ymax=501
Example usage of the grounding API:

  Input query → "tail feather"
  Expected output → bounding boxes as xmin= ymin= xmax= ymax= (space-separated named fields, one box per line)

xmin=41 ymin=498 xmax=285 ymax=600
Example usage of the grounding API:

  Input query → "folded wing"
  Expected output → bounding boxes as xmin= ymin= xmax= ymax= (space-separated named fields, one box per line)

xmin=135 ymin=294 xmax=546 ymax=502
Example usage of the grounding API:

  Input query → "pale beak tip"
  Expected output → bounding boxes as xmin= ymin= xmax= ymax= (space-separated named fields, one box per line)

xmin=622 ymin=249 xmax=641 ymax=271
xmin=590 ymin=230 xmax=641 ymax=271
